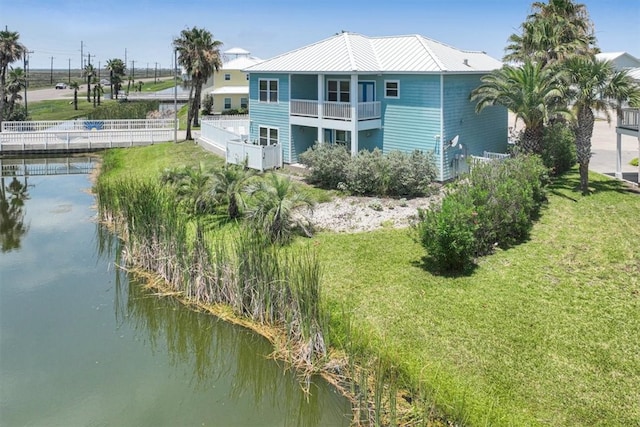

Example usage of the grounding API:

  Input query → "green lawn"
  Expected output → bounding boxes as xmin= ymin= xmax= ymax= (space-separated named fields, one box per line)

xmin=101 ymin=143 xmax=640 ymax=426
xmin=28 ymin=99 xmax=117 ymax=121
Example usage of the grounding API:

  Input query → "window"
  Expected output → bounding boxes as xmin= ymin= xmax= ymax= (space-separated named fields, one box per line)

xmin=385 ymin=80 xmax=399 ymax=98
xmin=224 ymin=73 xmax=231 ymax=81
xmin=240 ymin=97 xmax=248 ymax=109
xmin=259 ymin=79 xmax=278 ymax=103
xmin=327 ymin=80 xmax=350 ymax=102
xmin=335 ymin=130 xmax=350 ymax=146
xmin=224 ymin=98 xmax=231 ymax=109
xmin=259 ymin=126 xmax=279 ymax=146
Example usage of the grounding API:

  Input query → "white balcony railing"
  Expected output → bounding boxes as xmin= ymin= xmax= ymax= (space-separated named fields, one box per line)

xmin=619 ymin=108 xmax=639 ymax=130
xmin=290 ymin=99 xmax=381 ymax=121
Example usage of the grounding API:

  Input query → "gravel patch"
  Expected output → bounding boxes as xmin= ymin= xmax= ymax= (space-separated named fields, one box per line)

xmin=299 ymin=191 xmax=443 ymax=234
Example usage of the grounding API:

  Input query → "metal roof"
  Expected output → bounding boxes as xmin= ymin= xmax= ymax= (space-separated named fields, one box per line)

xmin=245 ymin=32 xmax=502 ymax=74
xmin=222 ymin=56 xmax=262 ymax=71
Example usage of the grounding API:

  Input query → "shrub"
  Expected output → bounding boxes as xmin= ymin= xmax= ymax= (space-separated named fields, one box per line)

xmin=87 ymin=100 xmax=159 ymax=119
xmin=631 ymin=158 xmax=638 ymax=167
xmin=299 ymin=143 xmax=350 ymax=189
xmin=299 ymin=144 xmax=438 ymax=197
xmin=385 ymin=150 xmax=438 ymax=197
xmin=541 ymin=122 xmax=576 ymax=176
xmin=346 ymin=148 xmax=386 ymax=195
xmin=418 ymin=187 xmax=477 ymax=271
xmin=201 ymin=94 xmax=214 ymax=115
xmin=418 ymin=154 xmax=548 ymax=271
xmin=467 ymin=155 xmax=548 ymax=255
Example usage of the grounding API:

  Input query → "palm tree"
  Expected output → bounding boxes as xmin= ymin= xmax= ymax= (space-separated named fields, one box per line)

xmin=105 ymin=58 xmax=126 ymax=99
xmin=84 ymin=63 xmax=95 ymax=102
xmin=504 ymin=0 xmax=596 ymax=66
xmin=0 ymin=28 xmax=26 ymax=129
xmin=6 ymin=66 xmax=26 ymax=116
xmin=173 ymin=26 xmax=223 ymax=140
xmin=564 ymin=56 xmax=640 ymax=193
xmin=212 ymin=164 xmax=255 ymax=220
xmin=69 ymin=81 xmax=80 ymax=110
xmin=246 ymin=173 xmax=315 ymax=245
xmin=470 ymin=59 xmax=569 ymax=154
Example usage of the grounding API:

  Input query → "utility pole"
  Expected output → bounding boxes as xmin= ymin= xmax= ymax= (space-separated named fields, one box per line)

xmin=131 ymin=60 xmax=135 ymax=80
xmin=50 ymin=56 xmax=54 ymax=84
xmin=23 ymin=50 xmax=33 ymax=115
xmin=124 ymin=48 xmax=127 ymax=68
xmin=68 ymin=58 xmax=71 ymax=84
xmin=146 ymin=62 xmax=149 ymax=78
xmin=80 ymin=40 xmax=83 ymax=75
xmin=154 ymin=62 xmax=158 ymax=83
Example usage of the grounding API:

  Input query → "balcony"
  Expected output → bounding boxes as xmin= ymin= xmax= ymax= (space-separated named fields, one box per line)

xmin=290 ymin=99 xmax=381 ymax=121
xmin=616 ymin=108 xmax=639 ymax=138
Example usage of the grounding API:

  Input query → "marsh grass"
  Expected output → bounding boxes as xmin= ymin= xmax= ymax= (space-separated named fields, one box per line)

xmin=96 ymin=176 xmax=330 ymax=371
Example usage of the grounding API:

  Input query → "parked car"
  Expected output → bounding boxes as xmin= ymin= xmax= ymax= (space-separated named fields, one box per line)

xmin=55 ymin=82 xmax=67 ymax=89
xmin=99 ymin=79 xmax=110 ymax=85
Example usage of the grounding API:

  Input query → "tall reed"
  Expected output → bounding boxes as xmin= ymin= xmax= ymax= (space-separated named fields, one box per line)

xmin=95 ymin=176 xmax=330 ymax=368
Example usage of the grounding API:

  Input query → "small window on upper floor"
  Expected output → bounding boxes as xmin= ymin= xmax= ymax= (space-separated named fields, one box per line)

xmin=259 ymin=79 xmax=278 ymax=103
xmin=224 ymin=73 xmax=231 ymax=81
xmin=385 ymin=80 xmax=399 ymax=99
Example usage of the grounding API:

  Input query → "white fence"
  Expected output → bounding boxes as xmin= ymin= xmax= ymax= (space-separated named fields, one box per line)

xmin=470 ymin=151 xmax=510 ymax=165
xmin=198 ymin=119 xmax=282 ymax=171
xmin=0 ymin=119 xmax=174 ymax=153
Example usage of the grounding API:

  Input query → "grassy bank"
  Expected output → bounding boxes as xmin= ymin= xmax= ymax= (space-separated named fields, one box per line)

xmin=98 ymin=143 xmax=640 ymax=425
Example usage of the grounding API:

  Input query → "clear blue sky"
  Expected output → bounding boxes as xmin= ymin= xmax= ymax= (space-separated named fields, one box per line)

xmin=2 ymin=0 xmax=639 ymax=70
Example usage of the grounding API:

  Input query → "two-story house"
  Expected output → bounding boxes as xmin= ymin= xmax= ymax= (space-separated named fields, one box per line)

xmin=209 ymin=47 xmax=262 ymax=113
xmin=244 ymin=32 xmax=508 ymax=181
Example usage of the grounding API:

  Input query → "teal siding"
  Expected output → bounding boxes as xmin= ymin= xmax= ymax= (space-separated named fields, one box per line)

xmin=249 ymin=73 xmax=291 ymax=162
xmin=291 ymin=75 xmax=317 ymax=100
xmin=291 ymin=125 xmax=317 ymax=162
xmin=443 ymin=74 xmax=508 ymax=180
xmin=359 ymin=129 xmax=383 ymax=151
xmin=381 ymin=74 xmax=441 ymax=157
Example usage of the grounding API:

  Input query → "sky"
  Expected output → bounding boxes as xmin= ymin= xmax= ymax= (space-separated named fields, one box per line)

xmin=2 ymin=0 xmax=639 ymax=70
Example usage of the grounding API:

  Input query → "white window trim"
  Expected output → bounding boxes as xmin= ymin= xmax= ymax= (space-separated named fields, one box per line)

xmin=259 ymin=125 xmax=279 ymax=146
xmin=224 ymin=73 xmax=231 ymax=81
xmin=224 ymin=97 xmax=232 ymax=109
xmin=384 ymin=80 xmax=400 ymax=99
xmin=327 ymin=79 xmax=350 ymax=103
xmin=259 ymin=78 xmax=278 ymax=103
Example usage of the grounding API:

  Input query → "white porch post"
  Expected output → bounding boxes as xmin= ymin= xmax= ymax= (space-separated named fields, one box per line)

xmin=317 ymin=74 xmax=324 ymax=143
xmin=616 ymin=113 xmax=622 ymax=179
xmin=350 ymin=73 xmax=358 ymax=156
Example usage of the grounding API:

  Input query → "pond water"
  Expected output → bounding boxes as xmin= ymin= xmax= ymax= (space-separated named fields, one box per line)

xmin=0 ymin=166 xmax=350 ymax=426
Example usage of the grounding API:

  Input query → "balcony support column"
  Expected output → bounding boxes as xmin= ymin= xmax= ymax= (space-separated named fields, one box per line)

xmin=317 ymin=74 xmax=324 ymax=143
xmin=350 ymin=73 xmax=358 ymax=156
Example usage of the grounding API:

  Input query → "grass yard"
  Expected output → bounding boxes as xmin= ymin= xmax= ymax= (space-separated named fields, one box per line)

xmin=100 ymin=142 xmax=640 ymax=425
xmin=315 ymin=171 xmax=640 ymax=426
xmin=28 ymin=98 xmax=111 ymax=121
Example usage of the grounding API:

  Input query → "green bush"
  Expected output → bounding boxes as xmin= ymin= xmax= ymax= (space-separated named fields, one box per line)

xmin=631 ymin=158 xmax=639 ymax=167
xmin=385 ymin=150 xmax=438 ymax=197
xmin=468 ymin=155 xmax=548 ymax=255
xmin=201 ymin=94 xmax=214 ymax=115
xmin=221 ymin=108 xmax=248 ymax=115
xmin=346 ymin=148 xmax=386 ymax=195
xmin=299 ymin=144 xmax=438 ymax=197
xmin=541 ymin=122 xmax=576 ymax=176
xmin=418 ymin=155 xmax=548 ymax=271
xmin=299 ymin=143 xmax=350 ymax=189
xmin=418 ymin=187 xmax=478 ymax=271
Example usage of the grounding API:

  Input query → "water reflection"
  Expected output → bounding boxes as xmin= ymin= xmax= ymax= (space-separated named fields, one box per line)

xmin=0 ymin=176 xmax=31 ymax=252
xmin=97 ymin=224 xmax=350 ymax=426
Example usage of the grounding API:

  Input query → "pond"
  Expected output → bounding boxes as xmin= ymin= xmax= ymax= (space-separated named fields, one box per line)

xmin=0 ymin=163 xmax=351 ymax=426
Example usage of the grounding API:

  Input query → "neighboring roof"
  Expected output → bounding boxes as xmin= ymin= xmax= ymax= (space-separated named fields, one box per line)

xmin=627 ymin=67 xmax=640 ymax=82
xmin=245 ymin=32 xmax=502 ymax=74
xmin=222 ymin=55 xmax=262 ymax=71
xmin=225 ymin=47 xmax=251 ymax=56
xmin=596 ymin=52 xmax=640 ymax=68
xmin=210 ymin=86 xmax=249 ymax=95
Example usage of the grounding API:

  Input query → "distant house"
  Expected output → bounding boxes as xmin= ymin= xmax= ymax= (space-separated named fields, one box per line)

xmin=244 ymin=32 xmax=507 ymax=181
xmin=209 ymin=48 xmax=262 ymax=113
xmin=596 ymin=51 xmax=640 ymax=70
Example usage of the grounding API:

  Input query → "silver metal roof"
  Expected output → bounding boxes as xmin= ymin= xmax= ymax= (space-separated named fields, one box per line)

xmin=245 ymin=32 xmax=502 ymax=74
